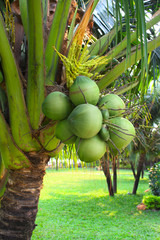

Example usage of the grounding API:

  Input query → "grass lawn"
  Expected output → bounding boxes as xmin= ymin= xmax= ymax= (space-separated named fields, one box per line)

xmin=32 ymin=169 xmax=160 ymax=240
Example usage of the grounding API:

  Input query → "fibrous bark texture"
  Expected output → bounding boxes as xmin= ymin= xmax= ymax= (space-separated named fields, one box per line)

xmin=132 ymin=152 xmax=145 ymax=195
xmin=101 ymin=153 xmax=114 ymax=196
xmin=112 ymin=157 xmax=117 ymax=193
xmin=0 ymin=156 xmax=48 ymax=240
xmin=130 ymin=161 xmax=136 ymax=179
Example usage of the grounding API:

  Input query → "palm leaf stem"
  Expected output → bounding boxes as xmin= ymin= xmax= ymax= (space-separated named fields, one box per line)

xmin=27 ymin=0 xmax=45 ymax=130
xmin=45 ymin=0 xmax=72 ymax=85
xmin=88 ymin=26 xmax=119 ymax=56
xmin=105 ymin=10 xmax=160 ymax=64
xmin=0 ymin=111 xmax=30 ymax=169
xmin=19 ymin=0 xmax=28 ymax=37
xmin=89 ymin=11 xmax=160 ymax=76
xmin=67 ymin=6 xmax=78 ymax=48
xmin=0 ymin=15 xmax=39 ymax=151
xmin=114 ymin=81 xmax=139 ymax=95
xmin=97 ymin=34 xmax=160 ymax=91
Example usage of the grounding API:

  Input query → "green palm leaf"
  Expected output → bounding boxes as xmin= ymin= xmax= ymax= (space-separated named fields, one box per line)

xmin=45 ymin=0 xmax=72 ymax=85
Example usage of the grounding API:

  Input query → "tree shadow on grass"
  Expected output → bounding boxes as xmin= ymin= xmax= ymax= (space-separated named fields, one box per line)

xmin=45 ymin=177 xmax=148 ymax=195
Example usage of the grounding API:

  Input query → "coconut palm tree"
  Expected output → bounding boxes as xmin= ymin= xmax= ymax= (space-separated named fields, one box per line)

xmin=0 ymin=0 xmax=160 ymax=239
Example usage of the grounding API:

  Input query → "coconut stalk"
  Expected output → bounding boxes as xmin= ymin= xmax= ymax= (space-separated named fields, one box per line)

xmin=39 ymin=122 xmax=64 ymax=156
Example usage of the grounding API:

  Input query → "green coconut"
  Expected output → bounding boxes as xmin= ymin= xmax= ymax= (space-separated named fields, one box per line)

xmin=108 ymin=117 xmax=135 ymax=152
xmin=75 ymin=135 xmax=106 ymax=163
xmin=55 ymin=119 xmax=77 ymax=144
xmin=42 ymin=91 xmax=73 ymax=120
xmin=98 ymin=94 xmax=125 ymax=117
xmin=68 ymin=104 xmax=103 ymax=139
xmin=69 ymin=75 xmax=100 ymax=106
xmin=99 ymin=126 xmax=110 ymax=141
xmin=101 ymin=109 xmax=109 ymax=121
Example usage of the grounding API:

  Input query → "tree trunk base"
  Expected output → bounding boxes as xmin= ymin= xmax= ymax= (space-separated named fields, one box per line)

xmin=112 ymin=157 xmax=117 ymax=193
xmin=132 ymin=153 xmax=145 ymax=195
xmin=101 ymin=154 xmax=114 ymax=196
xmin=0 ymin=160 xmax=47 ymax=240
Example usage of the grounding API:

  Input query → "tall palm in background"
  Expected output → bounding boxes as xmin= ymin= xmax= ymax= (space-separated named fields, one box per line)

xmin=0 ymin=0 xmax=160 ymax=239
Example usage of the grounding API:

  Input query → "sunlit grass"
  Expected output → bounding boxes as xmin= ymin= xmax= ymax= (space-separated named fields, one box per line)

xmin=32 ymin=169 xmax=160 ymax=240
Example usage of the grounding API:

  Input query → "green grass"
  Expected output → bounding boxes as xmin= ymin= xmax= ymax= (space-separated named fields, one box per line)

xmin=32 ymin=169 xmax=160 ymax=240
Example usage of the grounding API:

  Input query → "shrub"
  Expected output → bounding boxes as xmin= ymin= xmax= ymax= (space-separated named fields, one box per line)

xmin=148 ymin=162 xmax=160 ymax=196
xmin=142 ymin=195 xmax=160 ymax=210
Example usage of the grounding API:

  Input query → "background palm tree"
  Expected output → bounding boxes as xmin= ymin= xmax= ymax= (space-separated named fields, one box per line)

xmin=92 ymin=0 xmax=160 ymax=196
xmin=0 ymin=0 xmax=160 ymax=239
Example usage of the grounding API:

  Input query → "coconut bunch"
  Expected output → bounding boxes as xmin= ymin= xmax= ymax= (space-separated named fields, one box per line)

xmin=42 ymin=76 xmax=135 ymax=163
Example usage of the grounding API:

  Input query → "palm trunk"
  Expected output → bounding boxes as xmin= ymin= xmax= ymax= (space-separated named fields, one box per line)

xmin=130 ymin=161 xmax=136 ymax=179
xmin=141 ymin=166 xmax=144 ymax=179
xmin=132 ymin=152 xmax=145 ymax=195
xmin=56 ymin=158 xmax=59 ymax=171
xmin=112 ymin=157 xmax=117 ymax=193
xmin=0 ymin=154 xmax=49 ymax=240
xmin=101 ymin=153 xmax=114 ymax=196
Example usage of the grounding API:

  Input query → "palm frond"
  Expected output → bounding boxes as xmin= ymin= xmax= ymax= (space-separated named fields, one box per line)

xmin=45 ymin=0 xmax=72 ymax=85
